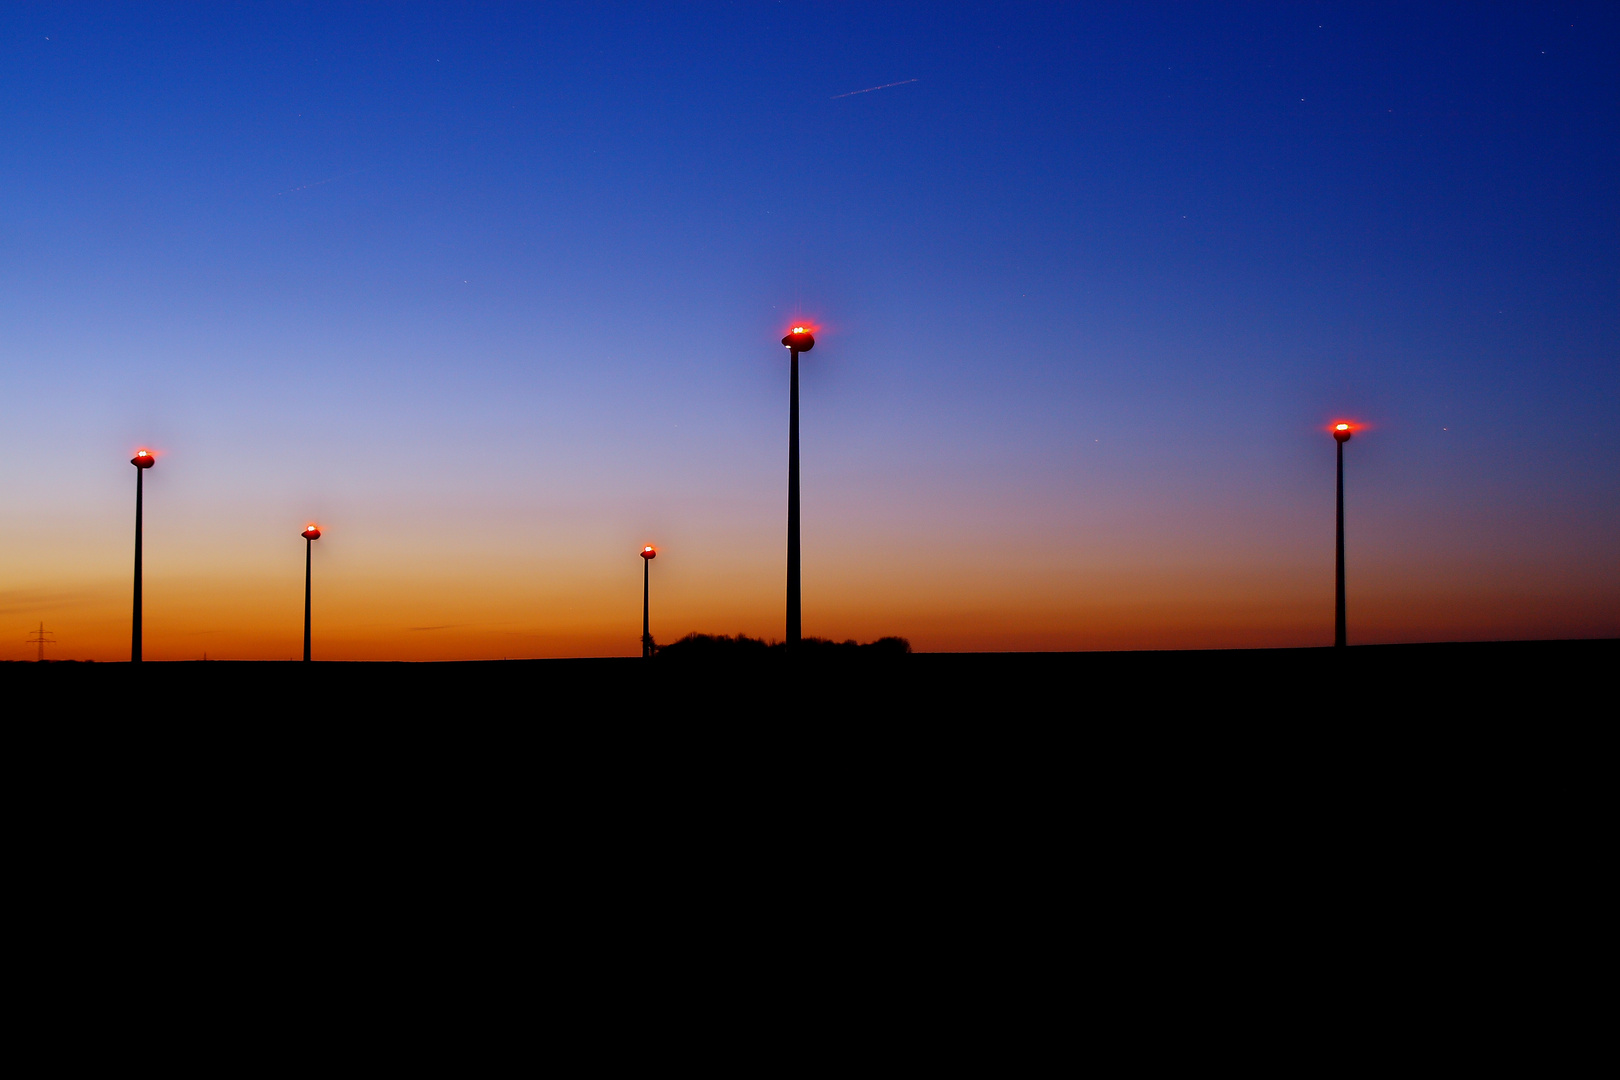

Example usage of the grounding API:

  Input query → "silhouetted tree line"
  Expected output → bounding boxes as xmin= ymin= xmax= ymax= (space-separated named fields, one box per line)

xmin=654 ymin=633 xmax=911 ymax=658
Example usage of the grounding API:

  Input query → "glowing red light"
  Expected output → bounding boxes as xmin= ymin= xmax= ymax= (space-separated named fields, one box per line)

xmin=131 ymin=449 xmax=155 ymax=468
xmin=641 ymin=546 xmax=656 ymax=560
xmin=781 ymin=323 xmax=817 ymax=351
xmin=302 ymin=525 xmax=322 ymax=540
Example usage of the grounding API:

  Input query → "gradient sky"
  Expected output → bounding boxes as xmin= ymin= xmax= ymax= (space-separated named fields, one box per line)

xmin=2 ymin=2 xmax=1616 ymax=660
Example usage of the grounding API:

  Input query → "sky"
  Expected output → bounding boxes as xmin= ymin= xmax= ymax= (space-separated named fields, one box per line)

xmin=1 ymin=2 xmax=1616 ymax=660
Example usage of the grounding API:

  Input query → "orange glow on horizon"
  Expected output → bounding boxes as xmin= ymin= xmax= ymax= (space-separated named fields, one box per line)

xmin=13 ymin=528 xmax=1616 ymax=660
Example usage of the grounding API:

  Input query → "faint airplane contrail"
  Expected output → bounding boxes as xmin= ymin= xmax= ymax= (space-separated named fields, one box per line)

xmin=831 ymin=78 xmax=918 ymax=99
xmin=273 ymin=170 xmax=362 ymax=197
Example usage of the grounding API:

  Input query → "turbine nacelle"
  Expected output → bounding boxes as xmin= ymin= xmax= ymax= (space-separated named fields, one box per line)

xmin=781 ymin=326 xmax=815 ymax=352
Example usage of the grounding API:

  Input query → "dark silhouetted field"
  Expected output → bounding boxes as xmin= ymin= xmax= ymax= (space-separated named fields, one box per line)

xmin=10 ymin=638 xmax=1603 ymax=1004
xmin=6 ymin=639 xmax=1611 ymax=722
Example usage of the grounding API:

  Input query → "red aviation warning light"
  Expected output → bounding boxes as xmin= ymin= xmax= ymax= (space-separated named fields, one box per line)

xmin=1332 ymin=422 xmax=1354 ymax=443
xmin=641 ymin=545 xmax=656 ymax=560
xmin=782 ymin=325 xmax=815 ymax=352
xmin=131 ymin=449 xmax=155 ymax=468
xmin=302 ymin=524 xmax=322 ymax=540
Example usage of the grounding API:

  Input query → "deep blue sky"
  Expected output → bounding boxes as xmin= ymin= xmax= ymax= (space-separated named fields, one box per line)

xmin=2 ymin=3 xmax=1616 ymax=656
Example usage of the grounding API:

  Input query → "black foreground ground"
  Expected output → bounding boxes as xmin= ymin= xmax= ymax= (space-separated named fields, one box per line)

xmin=6 ymin=638 xmax=1612 ymax=721
xmin=9 ymin=639 xmax=1605 ymax=978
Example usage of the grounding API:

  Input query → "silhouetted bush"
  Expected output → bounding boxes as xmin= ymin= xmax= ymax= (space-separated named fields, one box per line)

xmin=794 ymin=636 xmax=911 ymax=654
xmin=656 ymin=633 xmax=774 ymax=657
xmin=655 ymin=633 xmax=910 ymax=659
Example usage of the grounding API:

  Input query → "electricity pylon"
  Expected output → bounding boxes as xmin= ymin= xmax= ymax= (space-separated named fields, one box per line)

xmin=26 ymin=622 xmax=56 ymax=662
